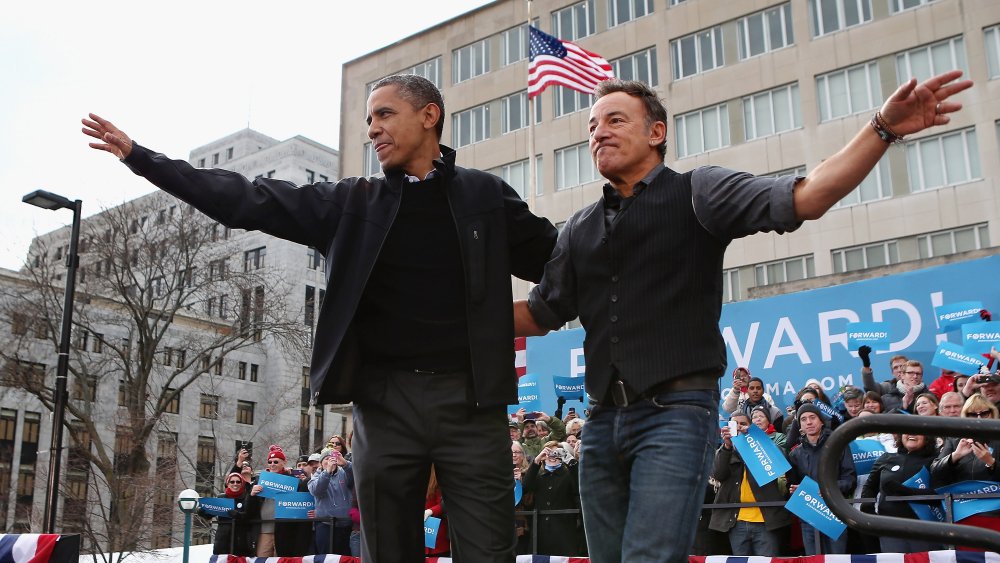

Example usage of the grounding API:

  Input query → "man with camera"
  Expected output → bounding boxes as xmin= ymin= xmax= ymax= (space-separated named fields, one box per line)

xmin=522 ymin=442 xmax=584 ymax=556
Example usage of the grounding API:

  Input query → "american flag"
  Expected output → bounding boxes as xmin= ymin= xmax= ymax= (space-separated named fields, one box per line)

xmin=515 ymin=337 xmax=527 ymax=378
xmin=528 ymin=25 xmax=613 ymax=99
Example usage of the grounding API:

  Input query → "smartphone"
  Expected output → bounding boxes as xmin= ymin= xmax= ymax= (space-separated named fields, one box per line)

xmin=568 ymin=407 xmax=576 ymax=414
xmin=523 ymin=413 xmax=538 ymax=420
xmin=289 ymin=469 xmax=305 ymax=477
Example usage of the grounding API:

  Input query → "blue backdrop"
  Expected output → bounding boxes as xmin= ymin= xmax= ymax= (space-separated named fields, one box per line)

xmin=521 ymin=255 xmax=999 ymax=415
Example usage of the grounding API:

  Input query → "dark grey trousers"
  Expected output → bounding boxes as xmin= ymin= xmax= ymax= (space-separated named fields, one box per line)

xmin=352 ymin=367 xmax=516 ymax=563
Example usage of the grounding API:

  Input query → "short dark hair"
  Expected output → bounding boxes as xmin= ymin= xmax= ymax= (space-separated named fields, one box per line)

xmin=371 ymin=74 xmax=445 ymax=139
xmin=593 ymin=79 xmax=667 ymax=159
xmin=747 ymin=377 xmax=764 ymax=387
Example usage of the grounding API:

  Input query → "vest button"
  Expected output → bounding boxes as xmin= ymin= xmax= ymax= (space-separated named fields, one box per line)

xmin=610 ymin=315 xmax=618 ymax=323
xmin=610 ymin=295 xmax=618 ymax=302
xmin=611 ymin=275 xmax=619 ymax=282
xmin=611 ymin=336 xmax=620 ymax=344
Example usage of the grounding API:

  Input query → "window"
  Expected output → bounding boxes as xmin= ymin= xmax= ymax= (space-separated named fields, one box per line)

xmin=199 ymin=394 xmax=218 ymax=419
xmin=213 ymin=356 xmax=223 ymax=376
xmin=671 ymin=26 xmax=724 ymax=79
xmin=488 ymin=157 xmax=542 ymax=200
xmin=833 ymin=159 xmax=891 ymax=207
xmin=240 ymin=286 xmax=266 ymax=341
xmin=236 ymin=401 xmax=255 ymax=425
xmin=307 ymin=247 xmax=324 ymax=270
xmin=453 ymin=39 xmax=490 ymax=84
xmin=363 ymin=142 xmax=381 ymax=176
xmin=917 ymin=224 xmax=990 ymax=259
xmin=243 ymin=247 xmax=266 ymax=271
xmin=210 ymin=223 xmax=230 ymax=242
xmin=611 ymin=47 xmax=658 ymax=87
xmin=552 ymin=0 xmax=595 ymax=41
xmin=7 ymin=361 xmax=46 ymax=389
xmin=250 ymin=364 xmax=259 ymax=383
xmin=816 ymin=61 xmax=881 ymax=121
xmin=195 ymin=436 xmax=216 ymax=496
xmin=500 ymin=92 xmax=541 ymax=134
xmin=306 ymin=169 xmax=316 ymax=183
xmin=452 ymin=103 xmax=491 ymax=147
xmin=737 ymin=3 xmax=794 ymax=59
xmin=809 ymin=0 xmax=872 ymax=37
xmin=238 ymin=361 xmax=247 ymax=381
xmin=669 ymin=0 xmax=687 ymax=4
xmin=743 ymin=83 xmax=801 ymax=141
xmin=198 ymin=158 xmax=205 ymax=167
xmin=502 ymin=24 xmax=529 ymax=66
xmin=554 ymin=89 xmax=593 ymax=117
xmin=305 ymin=285 xmax=316 ymax=326
xmin=832 ymin=240 xmax=900 ymax=273
xmin=164 ymin=388 xmax=180 ymax=414
xmin=987 ymin=25 xmax=1000 ymax=79
xmin=608 ymin=0 xmax=652 ymax=27
xmin=895 ymin=37 xmax=968 ymax=82
xmin=10 ymin=313 xmax=28 ymax=336
xmin=555 ymin=143 xmax=601 ymax=191
xmin=755 ymin=255 xmax=815 ymax=286
xmin=212 ymin=153 xmax=219 ymax=165
xmin=905 ymin=127 xmax=980 ymax=192
xmin=369 ymin=57 xmax=442 ymax=92
xmin=75 ymin=330 xmax=89 ymax=351
xmin=890 ymin=0 xmax=933 ymax=13
xmin=675 ymin=104 xmax=731 ymax=158
xmin=722 ymin=268 xmax=740 ymax=303
xmin=71 ymin=376 xmax=97 ymax=402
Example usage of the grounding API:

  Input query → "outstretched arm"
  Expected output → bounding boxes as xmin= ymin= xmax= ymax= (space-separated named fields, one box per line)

xmin=793 ymin=70 xmax=972 ymax=220
xmin=82 ymin=114 xmax=133 ymax=159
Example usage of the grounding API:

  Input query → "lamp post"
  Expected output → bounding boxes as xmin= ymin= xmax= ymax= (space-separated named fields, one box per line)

xmin=177 ymin=488 xmax=200 ymax=563
xmin=22 ymin=189 xmax=82 ymax=534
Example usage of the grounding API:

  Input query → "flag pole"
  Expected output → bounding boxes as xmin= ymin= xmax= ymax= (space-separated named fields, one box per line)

xmin=526 ymin=0 xmax=537 ymax=212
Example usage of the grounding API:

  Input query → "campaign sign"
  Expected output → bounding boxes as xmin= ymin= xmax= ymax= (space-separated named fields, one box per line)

xmin=963 ymin=321 xmax=1000 ymax=355
xmin=424 ymin=516 xmax=442 ymax=549
xmin=274 ymin=492 xmax=315 ymax=519
xmin=507 ymin=373 xmax=541 ymax=416
xmin=937 ymin=480 xmax=1000 ymax=521
xmin=902 ymin=467 xmax=945 ymax=522
xmin=936 ymin=301 xmax=984 ymax=332
xmin=731 ymin=424 xmax=791 ymax=486
xmin=931 ymin=341 xmax=984 ymax=375
xmin=849 ymin=439 xmax=886 ymax=476
xmin=814 ymin=401 xmax=843 ymax=423
xmin=553 ymin=376 xmax=585 ymax=401
xmin=514 ymin=479 xmax=523 ymax=506
xmin=785 ymin=476 xmax=846 ymax=540
xmin=199 ymin=497 xmax=234 ymax=518
xmin=846 ymin=322 xmax=892 ymax=351
xmin=256 ymin=471 xmax=301 ymax=498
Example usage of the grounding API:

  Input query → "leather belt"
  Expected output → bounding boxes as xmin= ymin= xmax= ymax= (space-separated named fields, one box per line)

xmin=600 ymin=371 xmax=719 ymax=407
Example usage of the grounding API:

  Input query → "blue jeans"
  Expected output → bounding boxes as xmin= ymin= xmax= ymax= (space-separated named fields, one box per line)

xmin=800 ymin=521 xmax=848 ymax=555
xmin=579 ymin=389 xmax=718 ymax=563
xmin=728 ymin=520 xmax=780 ymax=556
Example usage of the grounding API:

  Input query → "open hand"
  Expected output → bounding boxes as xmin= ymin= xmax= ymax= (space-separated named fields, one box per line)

xmin=82 ymin=113 xmax=133 ymax=159
xmin=879 ymin=70 xmax=973 ymax=137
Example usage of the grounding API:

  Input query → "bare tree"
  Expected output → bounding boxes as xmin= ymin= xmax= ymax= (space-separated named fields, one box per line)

xmin=0 ymin=194 xmax=311 ymax=560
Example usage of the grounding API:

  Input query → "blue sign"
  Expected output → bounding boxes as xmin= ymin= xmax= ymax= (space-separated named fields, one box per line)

xmin=846 ymin=322 xmax=891 ymax=351
xmin=963 ymin=321 xmax=1000 ymax=355
xmin=903 ymin=467 xmax=945 ymax=522
xmin=514 ymin=479 xmax=523 ymax=506
xmin=256 ymin=471 xmax=301 ymax=498
xmin=520 ymin=256 xmax=1000 ymax=414
xmin=274 ymin=492 xmax=315 ymax=519
xmin=936 ymin=301 xmax=983 ymax=332
xmin=937 ymin=480 xmax=1000 ymax=521
xmin=785 ymin=476 xmax=846 ymax=540
xmin=731 ymin=424 xmax=791 ymax=486
xmin=553 ymin=376 xmax=585 ymax=400
xmin=198 ymin=497 xmax=235 ymax=518
xmin=931 ymin=341 xmax=984 ymax=375
xmin=508 ymin=373 xmax=541 ymax=416
xmin=814 ymin=400 xmax=843 ymax=423
xmin=424 ymin=516 xmax=442 ymax=549
xmin=849 ymin=439 xmax=886 ymax=476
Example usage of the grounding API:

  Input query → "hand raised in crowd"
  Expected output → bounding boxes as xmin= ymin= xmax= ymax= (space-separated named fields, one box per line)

xmin=970 ymin=441 xmax=996 ymax=468
xmin=424 ymin=509 xmax=433 ymax=522
xmin=991 ymin=346 xmax=1000 ymax=362
xmin=535 ymin=411 xmax=551 ymax=422
xmin=236 ymin=448 xmax=250 ymax=465
xmin=981 ymin=309 xmax=992 ymax=322
xmin=564 ymin=411 xmax=578 ymax=423
xmin=878 ymin=70 xmax=972 ymax=138
xmin=251 ymin=484 xmax=263 ymax=496
xmin=515 ymin=407 xmax=527 ymax=424
xmin=534 ymin=447 xmax=550 ymax=465
xmin=857 ymin=345 xmax=872 ymax=369
xmin=951 ymin=438 xmax=976 ymax=463
xmin=513 ymin=466 xmax=522 ymax=481
xmin=720 ymin=425 xmax=734 ymax=450
xmin=333 ymin=451 xmax=347 ymax=467
xmin=82 ymin=114 xmax=134 ymax=160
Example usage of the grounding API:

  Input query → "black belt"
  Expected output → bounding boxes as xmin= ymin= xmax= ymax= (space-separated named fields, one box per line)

xmin=599 ymin=371 xmax=719 ymax=407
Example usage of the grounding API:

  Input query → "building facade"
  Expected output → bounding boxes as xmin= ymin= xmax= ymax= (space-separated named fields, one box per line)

xmin=0 ymin=130 xmax=345 ymax=549
xmin=340 ymin=0 xmax=1000 ymax=306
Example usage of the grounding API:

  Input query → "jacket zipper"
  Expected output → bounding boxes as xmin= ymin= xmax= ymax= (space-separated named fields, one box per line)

xmin=443 ymin=180 xmax=480 ymax=407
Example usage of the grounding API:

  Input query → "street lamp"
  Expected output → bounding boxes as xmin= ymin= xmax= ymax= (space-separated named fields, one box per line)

xmin=177 ymin=488 xmax=201 ymax=563
xmin=22 ymin=189 xmax=82 ymax=534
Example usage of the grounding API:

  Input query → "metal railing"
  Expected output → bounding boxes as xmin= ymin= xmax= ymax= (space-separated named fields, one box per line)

xmin=818 ymin=414 xmax=1000 ymax=552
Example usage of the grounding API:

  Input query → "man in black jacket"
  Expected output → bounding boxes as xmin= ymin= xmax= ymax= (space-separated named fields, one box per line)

xmin=514 ymin=71 xmax=971 ymax=563
xmin=83 ymin=74 xmax=557 ymax=563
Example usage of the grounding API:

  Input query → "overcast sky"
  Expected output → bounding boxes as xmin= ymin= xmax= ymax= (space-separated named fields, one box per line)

xmin=0 ymin=0 xmax=496 ymax=270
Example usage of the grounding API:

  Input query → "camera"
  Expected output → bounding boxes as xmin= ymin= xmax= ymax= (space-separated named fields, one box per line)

xmin=546 ymin=448 xmax=562 ymax=459
xmin=977 ymin=374 xmax=1000 ymax=385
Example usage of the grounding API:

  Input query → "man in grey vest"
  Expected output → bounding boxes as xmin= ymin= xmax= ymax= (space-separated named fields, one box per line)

xmin=515 ymin=71 xmax=971 ymax=563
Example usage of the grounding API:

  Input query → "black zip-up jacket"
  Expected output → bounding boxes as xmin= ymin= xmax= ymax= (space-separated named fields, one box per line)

xmin=788 ymin=429 xmax=857 ymax=495
xmin=123 ymin=143 xmax=557 ymax=406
